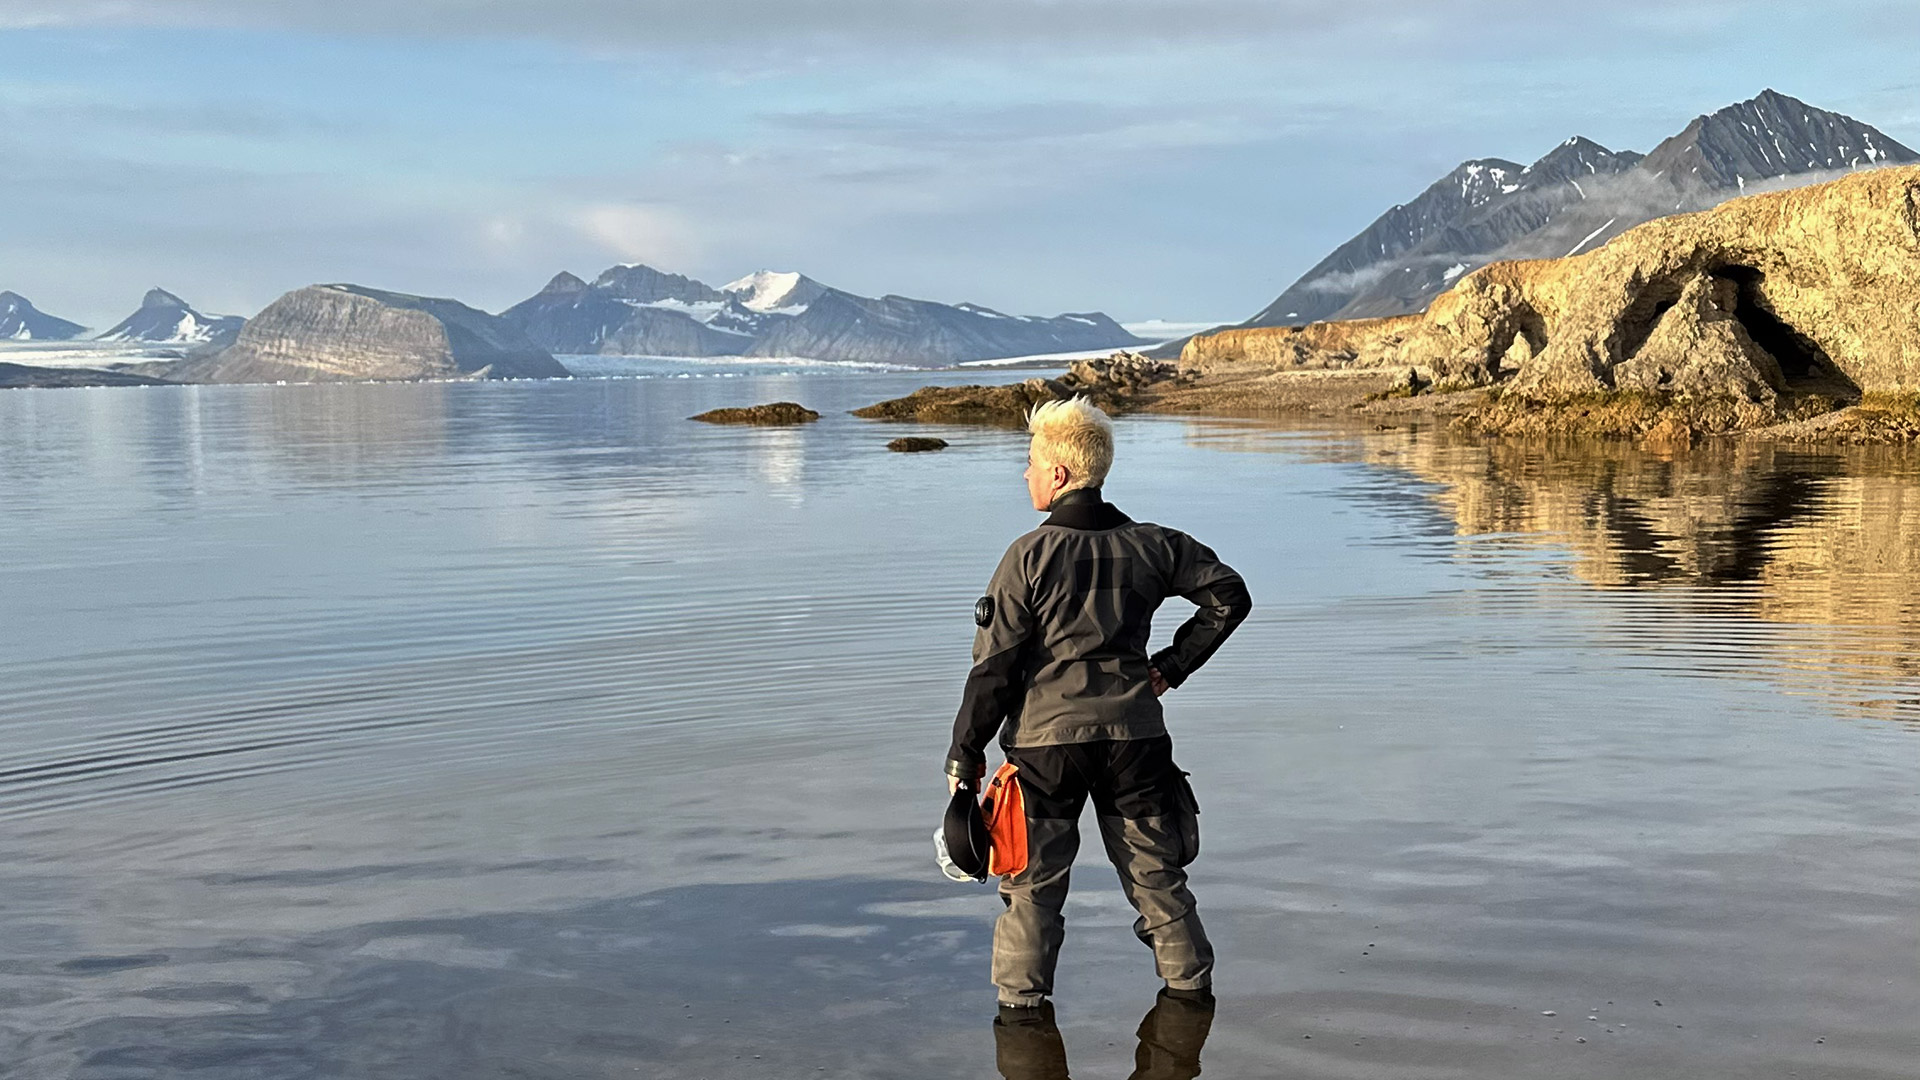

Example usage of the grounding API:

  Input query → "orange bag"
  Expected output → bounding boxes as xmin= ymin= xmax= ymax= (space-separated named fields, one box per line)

xmin=981 ymin=763 xmax=1029 ymax=877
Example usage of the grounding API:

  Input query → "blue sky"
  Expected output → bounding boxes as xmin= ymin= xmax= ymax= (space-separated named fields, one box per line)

xmin=3 ymin=1 xmax=1918 ymax=327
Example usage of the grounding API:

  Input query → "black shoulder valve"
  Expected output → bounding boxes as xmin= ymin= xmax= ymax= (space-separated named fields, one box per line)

xmin=975 ymin=596 xmax=995 ymax=627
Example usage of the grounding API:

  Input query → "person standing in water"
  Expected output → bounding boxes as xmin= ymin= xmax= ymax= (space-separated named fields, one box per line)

xmin=946 ymin=397 xmax=1253 ymax=1010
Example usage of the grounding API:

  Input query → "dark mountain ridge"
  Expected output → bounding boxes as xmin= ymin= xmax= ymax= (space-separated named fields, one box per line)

xmin=97 ymin=288 xmax=245 ymax=347
xmin=0 ymin=291 xmax=86 ymax=341
xmin=500 ymin=264 xmax=1143 ymax=366
xmin=1238 ymin=90 xmax=1918 ymax=333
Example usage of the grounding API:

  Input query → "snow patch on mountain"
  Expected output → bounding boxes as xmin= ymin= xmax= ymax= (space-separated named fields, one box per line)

xmin=723 ymin=270 xmax=806 ymax=312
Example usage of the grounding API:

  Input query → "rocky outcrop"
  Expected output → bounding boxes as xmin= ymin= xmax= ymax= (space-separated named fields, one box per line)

xmin=1184 ymin=165 xmax=1920 ymax=435
xmin=171 ymin=285 xmax=567 ymax=384
xmin=1180 ymin=316 xmax=1421 ymax=376
xmin=852 ymin=378 xmax=1073 ymax=427
xmin=690 ymin=402 xmax=820 ymax=425
xmin=852 ymin=352 xmax=1182 ymax=425
xmin=0 ymin=292 xmax=85 ymax=341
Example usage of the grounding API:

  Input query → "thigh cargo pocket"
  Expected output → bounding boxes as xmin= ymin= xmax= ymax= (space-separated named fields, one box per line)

xmin=1172 ymin=770 xmax=1201 ymax=867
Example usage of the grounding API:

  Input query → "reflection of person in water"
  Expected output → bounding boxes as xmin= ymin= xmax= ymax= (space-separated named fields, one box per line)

xmin=993 ymin=990 xmax=1218 ymax=1080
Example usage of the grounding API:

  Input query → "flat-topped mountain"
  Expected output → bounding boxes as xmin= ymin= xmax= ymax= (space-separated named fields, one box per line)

xmin=500 ymin=264 xmax=1143 ymax=366
xmin=0 ymin=292 xmax=86 ymax=341
xmin=97 ymin=288 xmax=245 ymax=347
xmin=171 ymin=284 xmax=567 ymax=384
xmin=1240 ymin=90 xmax=1918 ymax=332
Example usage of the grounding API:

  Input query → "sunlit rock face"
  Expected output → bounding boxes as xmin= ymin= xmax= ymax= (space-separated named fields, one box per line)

xmin=173 ymin=285 xmax=568 ymax=384
xmin=1424 ymin=164 xmax=1920 ymax=399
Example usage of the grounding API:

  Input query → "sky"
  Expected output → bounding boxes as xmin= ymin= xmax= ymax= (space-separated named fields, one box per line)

xmin=2 ymin=1 xmax=1919 ymax=328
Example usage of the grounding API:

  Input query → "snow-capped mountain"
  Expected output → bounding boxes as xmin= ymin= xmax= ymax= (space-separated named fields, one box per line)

xmin=0 ymin=291 xmax=86 ymax=341
xmin=499 ymin=265 xmax=1143 ymax=366
xmin=1241 ymin=90 xmax=1918 ymax=330
xmin=723 ymin=270 xmax=828 ymax=313
xmin=498 ymin=272 xmax=747 ymax=356
xmin=97 ymin=288 xmax=246 ymax=347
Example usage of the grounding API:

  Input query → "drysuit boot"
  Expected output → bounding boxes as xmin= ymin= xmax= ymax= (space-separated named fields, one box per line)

xmin=991 ymin=736 xmax=1212 ymax=1006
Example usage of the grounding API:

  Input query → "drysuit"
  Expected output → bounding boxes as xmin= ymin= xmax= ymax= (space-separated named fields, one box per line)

xmin=946 ymin=487 xmax=1252 ymax=1006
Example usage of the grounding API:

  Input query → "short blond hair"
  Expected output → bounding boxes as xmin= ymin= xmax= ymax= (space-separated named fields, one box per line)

xmin=1028 ymin=397 xmax=1113 ymax=492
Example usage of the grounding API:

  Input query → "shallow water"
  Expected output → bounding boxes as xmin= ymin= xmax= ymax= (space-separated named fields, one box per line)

xmin=1 ymin=375 xmax=1916 ymax=1079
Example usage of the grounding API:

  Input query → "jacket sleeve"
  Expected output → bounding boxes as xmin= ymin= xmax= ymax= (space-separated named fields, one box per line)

xmin=1148 ymin=531 xmax=1252 ymax=689
xmin=946 ymin=541 xmax=1036 ymax=778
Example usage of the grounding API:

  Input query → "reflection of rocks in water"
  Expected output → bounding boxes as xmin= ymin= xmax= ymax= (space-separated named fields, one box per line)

xmin=1373 ymin=433 xmax=1920 ymax=717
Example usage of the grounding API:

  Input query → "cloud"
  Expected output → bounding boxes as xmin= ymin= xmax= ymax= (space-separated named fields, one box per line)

xmin=1294 ymin=256 xmax=1467 ymax=296
xmin=0 ymin=0 xmax=1775 ymax=56
xmin=569 ymin=203 xmax=699 ymax=267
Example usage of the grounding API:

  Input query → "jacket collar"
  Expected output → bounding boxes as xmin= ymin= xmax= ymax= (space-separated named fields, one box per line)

xmin=1043 ymin=487 xmax=1131 ymax=530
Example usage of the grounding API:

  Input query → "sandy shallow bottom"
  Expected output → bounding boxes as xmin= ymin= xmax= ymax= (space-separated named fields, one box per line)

xmin=0 ymin=375 xmax=1915 ymax=1078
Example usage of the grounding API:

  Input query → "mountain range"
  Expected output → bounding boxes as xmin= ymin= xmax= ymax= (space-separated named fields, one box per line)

xmin=0 ymin=287 xmax=245 ymax=346
xmin=498 ymin=265 xmax=1144 ymax=366
xmin=1235 ymin=89 xmax=1918 ymax=334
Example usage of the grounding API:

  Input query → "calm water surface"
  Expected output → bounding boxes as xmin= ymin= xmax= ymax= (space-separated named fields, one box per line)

xmin=1 ymin=372 xmax=1916 ymax=1079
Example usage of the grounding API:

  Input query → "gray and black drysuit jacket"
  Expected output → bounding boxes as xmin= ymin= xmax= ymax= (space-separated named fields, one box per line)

xmin=945 ymin=488 xmax=1253 ymax=778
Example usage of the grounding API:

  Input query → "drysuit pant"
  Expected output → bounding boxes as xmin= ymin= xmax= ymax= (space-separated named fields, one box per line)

xmin=992 ymin=736 xmax=1211 ymax=1006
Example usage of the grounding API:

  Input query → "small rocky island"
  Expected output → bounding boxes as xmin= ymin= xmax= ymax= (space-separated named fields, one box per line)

xmin=690 ymin=402 xmax=820 ymax=425
xmin=854 ymin=353 xmax=1186 ymax=426
xmin=858 ymin=165 xmax=1920 ymax=443
xmin=886 ymin=437 xmax=948 ymax=452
